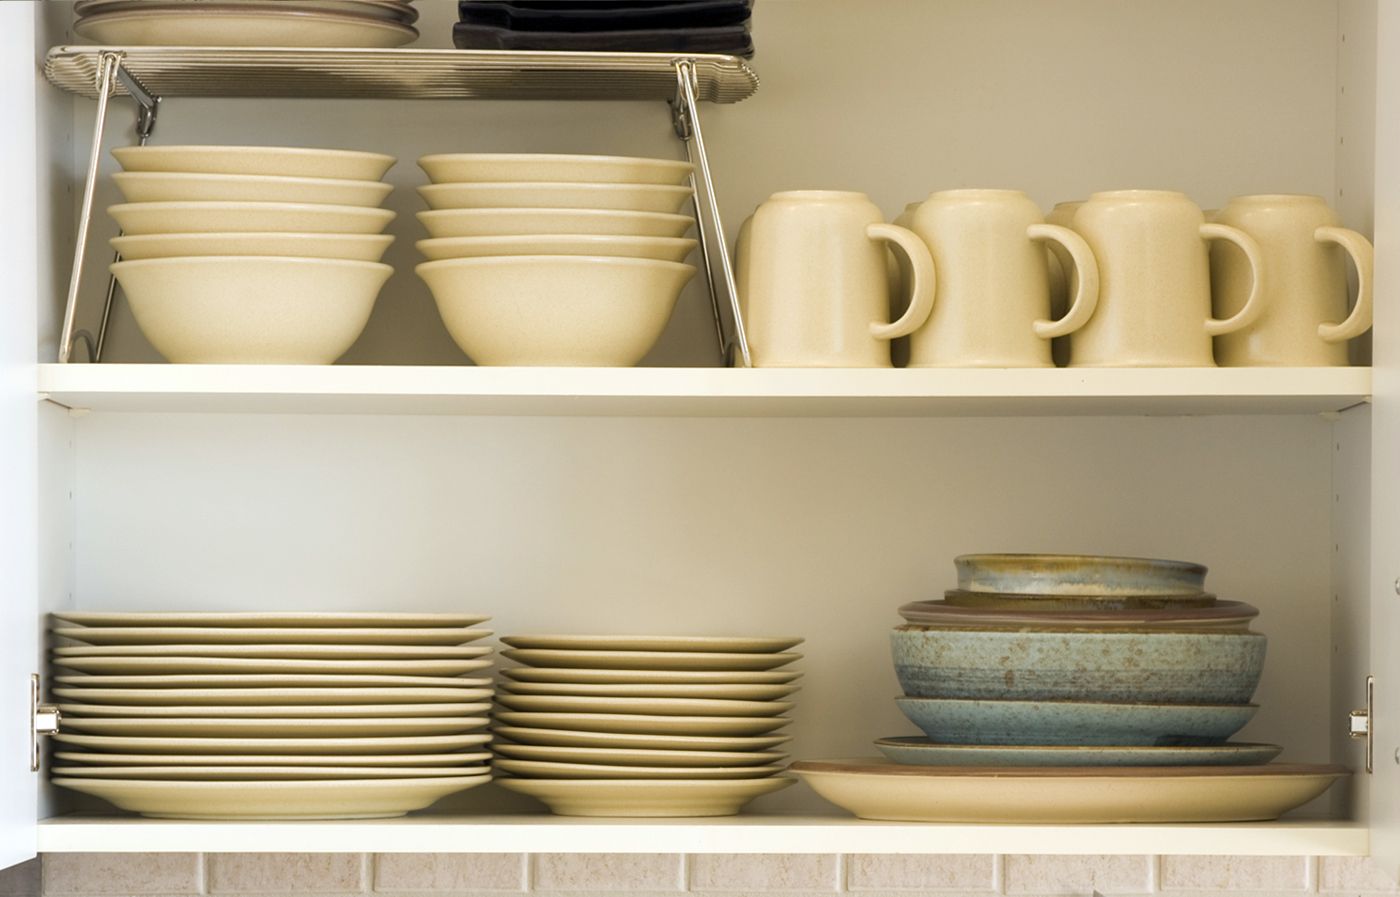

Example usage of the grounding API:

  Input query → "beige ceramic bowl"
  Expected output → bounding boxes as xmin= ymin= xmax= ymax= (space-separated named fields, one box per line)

xmin=417 ymin=182 xmax=693 ymax=214
xmin=112 ymin=257 xmax=391 ymax=364
xmin=74 ymin=9 xmax=418 ymax=48
xmin=417 ymin=256 xmax=695 ymax=366
xmin=416 ymin=235 xmax=696 ymax=263
xmin=418 ymin=153 xmax=693 ymax=186
xmin=111 ymin=233 xmax=394 ymax=262
xmin=113 ymin=172 xmax=394 ymax=207
xmin=109 ymin=202 xmax=395 ymax=236
xmin=417 ymin=208 xmax=693 ymax=239
xmin=112 ymin=146 xmax=395 ymax=181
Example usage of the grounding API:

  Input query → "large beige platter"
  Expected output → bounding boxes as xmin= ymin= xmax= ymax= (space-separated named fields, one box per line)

xmin=491 ymin=742 xmax=785 ymax=768
xmin=492 ymin=725 xmax=791 ymax=752
xmin=494 ymin=694 xmax=793 ymax=718
xmin=53 ymin=626 xmax=491 ymax=647
xmin=54 ymin=687 xmax=493 ymax=706
xmin=790 ymin=759 xmax=1348 ymax=823
xmin=55 ymin=750 xmax=490 ymax=767
xmin=76 ymin=11 xmax=418 ymax=50
xmin=108 ymin=202 xmax=394 ymax=236
xmin=53 ymin=774 xmax=487 ymax=820
xmin=54 ymin=612 xmax=487 ymax=627
xmin=497 ymin=776 xmax=794 ymax=817
xmin=111 ymin=233 xmax=394 ymax=263
xmin=52 ymin=657 xmax=491 ymax=675
xmin=416 ymin=235 xmax=696 ymax=263
xmin=500 ymin=681 xmax=798 ymax=701
xmin=59 ymin=716 xmax=489 ymax=738
xmin=58 ymin=702 xmax=489 ymax=719
xmin=55 ymin=732 xmax=492 ymax=754
xmin=416 ymin=208 xmax=692 ymax=240
xmin=417 ymin=182 xmax=693 ymax=215
xmin=112 ymin=172 xmax=394 ymax=207
xmin=54 ymin=643 xmax=491 ymax=660
xmin=500 ymin=635 xmax=803 ymax=653
xmin=418 ymin=154 xmax=693 ymax=186
xmin=502 ymin=667 xmax=801 ymax=686
xmin=494 ymin=758 xmax=784 ymax=780
xmin=500 ymin=649 xmax=800 ymax=672
xmin=54 ymin=674 xmax=491 ymax=689
xmin=51 ymin=764 xmax=488 ymax=781
xmin=493 ymin=712 xmax=788 ymax=737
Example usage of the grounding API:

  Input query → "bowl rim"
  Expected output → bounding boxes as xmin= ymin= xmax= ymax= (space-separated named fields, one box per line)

xmin=112 ymin=171 xmax=397 ymax=191
xmin=112 ymin=145 xmax=397 ymax=165
xmin=416 ymin=234 xmax=697 ymax=249
xmin=419 ymin=153 xmax=693 ymax=168
xmin=416 ymin=207 xmax=692 ymax=223
xmin=415 ymin=255 xmax=697 ymax=275
xmin=418 ymin=182 xmax=693 ymax=194
xmin=112 ymin=232 xmax=396 ymax=245
xmin=109 ymin=201 xmax=396 ymax=217
xmin=111 ymin=255 xmax=393 ymax=273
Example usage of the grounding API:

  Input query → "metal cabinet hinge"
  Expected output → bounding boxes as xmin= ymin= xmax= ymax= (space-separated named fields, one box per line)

xmin=1350 ymin=674 xmax=1374 ymax=774
xmin=30 ymin=673 xmax=61 ymax=772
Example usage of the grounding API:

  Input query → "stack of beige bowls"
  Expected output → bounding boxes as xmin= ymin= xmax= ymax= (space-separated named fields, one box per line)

xmin=73 ymin=0 xmax=419 ymax=48
xmin=47 ymin=611 xmax=495 ymax=819
xmin=414 ymin=153 xmax=700 ymax=366
xmin=108 ymin=145 xmax=397 ymax=364
xmin=491 ymin=634 xmax=802 ymax=816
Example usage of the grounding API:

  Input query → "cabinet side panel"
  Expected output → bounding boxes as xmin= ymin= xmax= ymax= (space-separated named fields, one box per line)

xmin=1331 ymin=406 xmax=1371 ymax=820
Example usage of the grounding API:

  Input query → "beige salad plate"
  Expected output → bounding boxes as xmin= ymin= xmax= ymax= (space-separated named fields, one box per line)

xmin=59 ymin=717 xmax=489 ymax=737
xmin=51 ymin=764 xmax=488 ymax=781
xmin=494 ymin=694 xmax=793 ymax=717
xmin=496 ymin=776 xmax=794 ymax=817
xmin=54 ymin=611 xmax=488 ymax=627
xmin=499 ymin=681 xmax=798 ymax=700
xmin=490 ymin=742 xmax=786 ymax=767
xmin=75 ymin=11 xmax=418 ymax=50
xmin=53 ymin=644 xmax=492 ymax=659
xmin=53 ymin=626 xmax=492 ymax=647
xmin=54 ymin=732 xmax=492 ymax=754
xmin=55 ymin=750 xmax=491 ymax=767
xmin=499 ymin=635 xmax=803 ymax=653
xmin=54 ymin=686 xmax=493 ymax=705
xmin=54 ymin=674 xmax=492 ymax=689
xmin=58 ymin=701 xmax=487 ymax=718
xmin=52 ymin=657 xmax=491 ymax=675
xmin=494 ymin=759 xmax=784 ymax=780
xmin=500 ymin=649 xmax=800 ymax=672
xmin=492 ymin=725 xmax=790 ymax=752
xmin=493 ymin=711 xmax=788 ymax=737
xmin=501 ymin=667 xmax=801 ymax=685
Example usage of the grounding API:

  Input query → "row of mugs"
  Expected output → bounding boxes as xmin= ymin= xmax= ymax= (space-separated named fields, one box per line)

xmin=736 ymin=189 xmax=1372 ymax=368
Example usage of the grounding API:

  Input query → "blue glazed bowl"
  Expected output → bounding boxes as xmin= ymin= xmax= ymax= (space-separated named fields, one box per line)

xmin=893 ymin=696 xmax=1258 ymax=746
xmin=891 ymin=626 xmax=1266 ymax=704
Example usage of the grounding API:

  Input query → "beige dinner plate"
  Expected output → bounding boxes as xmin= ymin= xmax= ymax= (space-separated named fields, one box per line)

xmin=500 ymin=649 xmax=800 ymax=672
xmin=53 ymin=644 xmax=492 ymax=660
xmin=499 ymin=635 xmax=803 ymax=653
xmin=494 ymin=758 xmax=784 ymax=780
xmin=50 ymin=764 xmax=487 ymax=781
xmin=54 ymin=686 xmax=493 ymax=706
xmin=54 ymin=611 xmax=487 ymax=627
xmin=493 ymin=712 xmax=789 ymax=737
xmin=53 ymin=775 xmax=487 ymax=819
xmin=75 ymin=9 xmax=418 ymax=49
xmin=501 ymin=667 xmax=801 ymax=685
xmin=494 ymin=694 xmax=793 ymax=718
xmin=500 ymin=681 xmax=798 ymax=701
xmin=55 ymin=750 xmax=490 ymax=767
xmin=492 ymin=725 xmax=791 ymax=751
xmin=55 ymin=732 xmax=491 ymax=754
xmin=53 ymin=673 xmax=491 ymax=689
xmin=111 ymin=172 xmax=394 ymax=207
xmin=59 ymin=716 xmax=489 ymax=738
xmin=491 ymin=742 xmax=785 ymax=767
xmin=52 ymin=657 xmax=491 ymax=675
xmin=790 ymin=759 xmax=1348 ymax=823
xmin=497 ymin=776 xmax=794 ymax=817
xmin=58 ymin=702 xmax=489 ymax=719
xmin=53 ymin=626 xmax=492 ymax=647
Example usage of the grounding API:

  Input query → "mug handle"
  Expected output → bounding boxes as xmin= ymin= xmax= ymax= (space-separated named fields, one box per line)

xmin=1027 ymin=223 xmax=1099 ymax=339
xmin=866 ymin=223 xmax=936 ymax=340
xmin=1200 ymin=223 xmax=1266 ymax=336
xmin=1315 ymin=226 xmax=1374 ymax=343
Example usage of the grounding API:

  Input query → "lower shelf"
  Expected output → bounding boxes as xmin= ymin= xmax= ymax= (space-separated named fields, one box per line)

xmin=36 ymin=813 xmax=1369 ymax=856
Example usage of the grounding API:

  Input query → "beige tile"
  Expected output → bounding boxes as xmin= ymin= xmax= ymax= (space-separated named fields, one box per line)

xmin=1319 ymin=856 xmax=1400 ymax=894
xmin=207 ymin=854 xmax=365 ymax=894
xmin=687 ymin=855 xmax=839 ymax=892
xmin=43 ymin=854 xmax=201 ymax=896
xmin=0 ymin=859 xmax=40 ymax=897
xmin=845 ymin=855 xmax=996 ymax=892
xmin=1003 ymin=855 xmax=1151 ymax=895
xmin=1160 ymin=856 xmax=1309 ymax=892
xmin=531 ymin=855 xmax=681 ymax=892
xmin=372 ymin=855 xmax=526 ymax=893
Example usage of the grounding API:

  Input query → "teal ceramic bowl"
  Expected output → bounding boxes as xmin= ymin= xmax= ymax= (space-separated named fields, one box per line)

xmin=873 ymin=736 xmax=1282 ymax=767
xmin=891 ymin=626 xmax=1266 ymax=704
xmin=893 ymin=696 xmax=1258 ymax=746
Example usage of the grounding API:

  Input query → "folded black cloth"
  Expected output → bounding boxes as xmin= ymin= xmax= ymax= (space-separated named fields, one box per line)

xmin=458 ymin=0 xmax=751 ymax=32
xmin=452 ymin=21 xmax=753 ymax=56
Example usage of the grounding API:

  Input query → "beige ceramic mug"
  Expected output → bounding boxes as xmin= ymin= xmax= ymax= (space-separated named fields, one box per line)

xmin=908 ymin=189 xmax=1099 ymax=367
xmin=744 ymin=190 xmax=935 ymax=367
xmin=1211 ymin=194 xmax=1373 ymax=366
xmin=1068 ymin=190 xmax=1265 ymax=367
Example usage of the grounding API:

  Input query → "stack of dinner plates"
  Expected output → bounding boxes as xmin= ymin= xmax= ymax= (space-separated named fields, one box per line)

xmin=492 ymin=634 xmax=801 ymax=816
xmin=47 ymin=611 xmax=495 ymax=820
xmin=73 ymin=0 xmax=419 ymax=48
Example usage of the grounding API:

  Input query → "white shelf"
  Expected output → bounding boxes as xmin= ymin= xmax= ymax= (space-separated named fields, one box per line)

xmin=37 ymin=364 xmax=1372 ymax=417
xmin=36 ymin=814 xmax=1368 ymax=856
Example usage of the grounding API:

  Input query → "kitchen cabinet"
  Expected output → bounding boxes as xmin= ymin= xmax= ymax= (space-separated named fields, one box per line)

xmin=3 ymin=0 xmax=1395 ymax=875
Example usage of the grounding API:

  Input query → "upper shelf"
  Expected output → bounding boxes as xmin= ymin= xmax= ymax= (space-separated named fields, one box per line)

xmin=43 ymin=46 xmax=759 ymax=103
xmin=36 ymin=364 xmax=1372 ymax=417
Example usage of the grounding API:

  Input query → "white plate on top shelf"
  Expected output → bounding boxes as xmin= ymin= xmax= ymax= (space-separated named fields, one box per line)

xmin=491 ymin=742 xmax=785 ymax=768
xmin=74 ymin=10 xmax=418 ymax=50
xmin=55 ymin=732 xmax=491 ymax=755
xmin=500 ymin=649 xmax=800 ymax=672
xmin=52 ymin=775 xmax=487 ymax=820
xmin=493 ymin=758 xmax=783 ymax=780
xmin=54 ymin=612 xmax=487 ymax=628
xmin=59 ymin=716 xmax=489 ymax=738
xmin=492 ymin=725 xmax=791 ymax=752
xmin=54 ymin=674 xmax=493 ymax=689
xmin=499 ymin=635 xmax=803 ymax=653
xmin=50 ymin=764 xmax=488 ymax=781
xmin=54 ymin=687 xmax=494 ymax=706
xmin=499 ymin=681 xmax=798 ymax=701
xmin=53 ymin=626 xmax=491 ymax=647
xmin=51 ymin=657 xmax=492 ymax=675
xmin=500 ymin=667 xmax=801 ymax=686
xmin=497 ymin=776 xmax=794 ymax=817
xmin=55 ymin=750 xmax=490 ymax=767
xmin=53 ymin=644 xmax=492 ymax=660
xmin=494 ymin=694 xmax=793 ymax=718
xmin=493 ymin=712 xmax=789 ymax=737
xmin=58 ymin=702 xmax=490 ymax=719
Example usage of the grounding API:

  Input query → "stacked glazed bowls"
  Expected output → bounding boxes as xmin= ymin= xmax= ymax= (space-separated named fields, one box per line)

xmin=74 ymin=0 xmax=419 ymax=48
xmin=108 ymin=145 xmax=397 ymax=364
xmin=47 ymin=611 xmax=495 ymax=819
xmin=880 ymin=554 xmax=1279 ymax=767
xmin=491 ymin=634 xmax=801 ymax=815
xmin=415 ymin=153 xmax=699 ymax=366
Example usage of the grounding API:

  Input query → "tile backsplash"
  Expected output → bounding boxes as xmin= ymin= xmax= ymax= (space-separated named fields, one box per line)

xmin=0 ymin=854 xmax=1394 ymax=897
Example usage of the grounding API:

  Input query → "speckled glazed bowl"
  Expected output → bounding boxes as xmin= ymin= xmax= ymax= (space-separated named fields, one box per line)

xmin=892 ymin=697 xmax=1258 ymax=746
xmin=954 ymin=554 xmax=1208 ymax=596
xmin=890 ymin=627 xmax=1266 ymax=704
